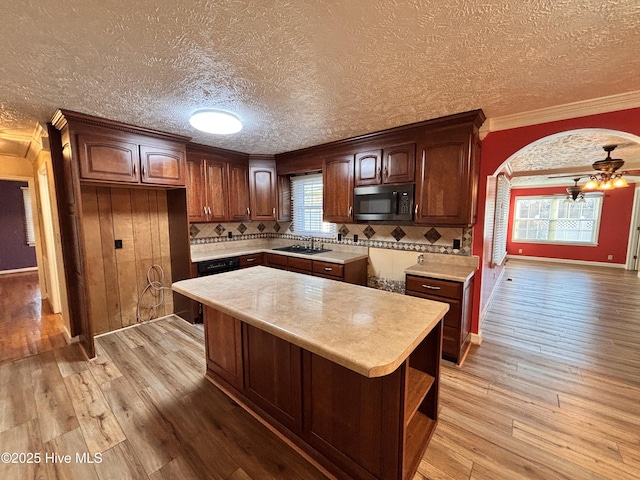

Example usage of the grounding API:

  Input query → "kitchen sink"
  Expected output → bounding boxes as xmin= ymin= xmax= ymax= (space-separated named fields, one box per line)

xmin=273 ymin=245 xmax=332 ymax=255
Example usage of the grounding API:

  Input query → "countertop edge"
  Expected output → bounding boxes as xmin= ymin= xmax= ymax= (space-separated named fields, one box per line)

xmin=192 ymin=247 xmax=368 ymax=265
xmin=172 ymin=280 xmax=448 ymax=378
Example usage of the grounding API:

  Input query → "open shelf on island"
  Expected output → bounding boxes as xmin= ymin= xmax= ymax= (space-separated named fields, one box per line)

xmin=405 ymin=367 xmax=435 ymax=426
xmin=404 ymin=411 xmax=437 ymax=476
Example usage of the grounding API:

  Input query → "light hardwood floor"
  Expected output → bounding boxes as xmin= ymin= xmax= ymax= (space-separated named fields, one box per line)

xmin=1 ymin=260 xmax=639 ymax=479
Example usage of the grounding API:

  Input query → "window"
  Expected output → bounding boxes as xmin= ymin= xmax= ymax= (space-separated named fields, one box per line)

xmin=512 ymin=195 xmax=602 ymax=245
xmin=21 ymin=186 xmax=36 ymax=246
xmin=290 ymin=173 xmax=336 ymax=237
xmin=491 ymin=174 xmax=511 ymax=266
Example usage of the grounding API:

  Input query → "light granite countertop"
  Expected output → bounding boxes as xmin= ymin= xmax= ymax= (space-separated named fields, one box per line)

xmin=172 ymin=266 xmax=448 ymax=378
xmin=404 ymin=254 xmax=479 ymax=283
xmin=190 ymin=240 xmax=368 ymax=265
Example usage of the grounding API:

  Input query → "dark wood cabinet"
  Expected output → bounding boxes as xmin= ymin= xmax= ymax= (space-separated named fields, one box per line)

xmin=405 ymin=275 xmax=473 ymax=364
xmin=204 ymin=306 xmax=244 ymax=390
xmin=249 ymin=157 xmax=277 ymax=221
xmin=263 ymin=252 xmax=367 ymax=285
xmin=243 ymin=324 xmax=303 ymax=430
xmin=277 ymin=175 xmax=292 ymax=222
xmin=77 ymin=133 xmax=185 ymax=186
xmin=228 ymin=163 xmax=251 ymax=222
xmin=323 ymin=154 xmax=354 ymax=223
xmin=186 ymin=155 xmax=228 ymax=223
xmin=202 ymin=303 xmax=442 ymax=480
xmin=354 ymin=143 xmax=415 ymax=187
xmin=239 ymin=253 xmax=264 ymax=268
xmin=186 ymin=144 xmax=250 ymax=223
xmin=414 ymin=115 xmax=483 ymax=226
xmin=49 ymin=109 xmax=192 ymax=359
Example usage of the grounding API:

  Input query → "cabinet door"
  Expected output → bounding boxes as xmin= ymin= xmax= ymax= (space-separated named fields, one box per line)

xmin=139 ymin=144 xmax=185 ymax=186
xmin=323 ymin=154 xmax=354 ymax=223
xmin=277 ymin=175 xmax=292 ymax=222
xmin=244 ymin=325 xmax=302 ymax=430
xmin=204 ymin=306 xmax=244 ymax=390
xmin=249 ymin=164 xmax=277 ymax=221
xmin=186 ymin=158 xmax=206 ymax=222
xmin=383 ymin=143 xmax=415 ymax=184
xmin=415 ymin=127 xmax=474 ymax=225
xmin=228 ymin=163 xmax=251 ymax=221
xmin=204 ymin=159 xmax=228 ymax=222
xmin=78 ymin=134 xmax=140 ymax=183
xmin=354 ymin=150 xmax=382 ymax=187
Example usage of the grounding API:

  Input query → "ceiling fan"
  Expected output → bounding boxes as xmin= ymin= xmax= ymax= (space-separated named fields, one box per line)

xmin=562 ymin=177 xmax=603 ymax=202
xmin=549 ymin=145 xmax=640 ymax=190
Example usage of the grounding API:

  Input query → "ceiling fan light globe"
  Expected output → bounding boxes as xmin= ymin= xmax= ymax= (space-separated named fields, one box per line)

xmin=599 ymin=180 xmax=613 ymax=190
xmin=583 ymin=179 xmax=598 ymax=190
xmin=613 ymin=177 xmax=628 ymax=188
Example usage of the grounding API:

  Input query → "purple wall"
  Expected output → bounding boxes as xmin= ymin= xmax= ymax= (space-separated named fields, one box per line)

xmin=0 ymin=180 xmax=37 ymax=271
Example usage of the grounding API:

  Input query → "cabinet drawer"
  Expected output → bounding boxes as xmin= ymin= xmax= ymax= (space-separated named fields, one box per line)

xmin=312 ymin=261 xmax=343 ymax=278
xmin=265 ymin=253 xmax=288 ymax=269
xmin=405 ymin=275 xmax=462 ymax=300
xmin=287 ymin=256 xmax=312 ymax=273
xmin=240 ymin=253 xmax=264 ymax=268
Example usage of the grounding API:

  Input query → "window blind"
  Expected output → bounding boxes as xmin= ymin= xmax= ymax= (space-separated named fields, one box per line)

xmin=290 ymin=174 xmax=336 ymax=236
xmin=491 ymin=174 xmax=511 ymax=266
xmin=21 ymin=186 xmax=36 ymax=246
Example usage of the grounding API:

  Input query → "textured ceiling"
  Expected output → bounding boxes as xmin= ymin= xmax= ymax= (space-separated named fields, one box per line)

xmin=1 ymin=0 xmax=640 ymax=157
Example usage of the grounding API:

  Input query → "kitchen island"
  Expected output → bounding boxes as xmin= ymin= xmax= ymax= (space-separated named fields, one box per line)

xmin=172 ymin=266 xmax=448 ymax=480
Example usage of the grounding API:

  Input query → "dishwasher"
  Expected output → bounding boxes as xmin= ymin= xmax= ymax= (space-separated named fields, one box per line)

xmin=194 ymin=256 xmax=241 ymax=323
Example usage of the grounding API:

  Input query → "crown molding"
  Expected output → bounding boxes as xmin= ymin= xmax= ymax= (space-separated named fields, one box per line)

xmin=479 ymin=90 xmax=640 ymax=139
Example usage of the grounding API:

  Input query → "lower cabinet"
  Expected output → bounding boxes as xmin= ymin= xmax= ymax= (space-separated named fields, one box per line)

xmin=405 ymin=275 xmax=473 ymax=364
xmin=239 ymin=253 xmax=264 ymax=268
xmin=263 ymin=252 xmax=367 ymax=285
xmin=243 ymin=324 xmax=302 ymax=431
xmin=204 ymin=308 xmax=244 ymax=390
xmin=202 ymin=304 xmax=442 ymax=480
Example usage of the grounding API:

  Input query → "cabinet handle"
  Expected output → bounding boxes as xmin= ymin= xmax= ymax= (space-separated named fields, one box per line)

xmin=348 ymin=206 xmax=353 ymax=217
xmin=246 ymin=258 xmax=255 ymax=262
xmin=273 ymin=207 xmax=276 ymax=216
xmin=377 ymin=167 xmax=381 ymax=181
xmin=141 ymin=164 xmax=146 ymax=177
xmin=384 ymin=166 xmax=388 ymax=178
xmin=414 ymin=204 xmax=419 ymax=215
xmin=133 ymin=164 xmax=137 ymax=176
xmin=324 ymin=267 xmax=333 ymax=271
xmin=247 ymin=207 xmax=250 ymax=216
xmin=422 ymin=284 xmax=441 ymax=290
xmin=208 ymin=207 xmax=212 ymax=215
xmin=203 ymin=206 xmax=207 ymax=216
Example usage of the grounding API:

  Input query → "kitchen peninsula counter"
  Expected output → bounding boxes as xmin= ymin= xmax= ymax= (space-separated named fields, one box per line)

xmin=173 ymin=266 xmax=447 ymax=480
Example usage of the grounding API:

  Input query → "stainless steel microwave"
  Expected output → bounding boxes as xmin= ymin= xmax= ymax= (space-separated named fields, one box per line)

xmin=353 ymin=183 xmax=414 ymax=222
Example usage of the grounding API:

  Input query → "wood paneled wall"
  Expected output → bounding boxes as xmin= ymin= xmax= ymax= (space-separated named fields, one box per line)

xmin=81 ymin=186 xmax=174 ymax=334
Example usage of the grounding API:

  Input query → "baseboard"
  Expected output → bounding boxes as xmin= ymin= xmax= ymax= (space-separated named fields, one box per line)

xmin=0 ymin=266 xmax=38 ymax=275
xmin=470 ymin=332 xmax=483 ymax=345
xmin=506 ymin=255 xmax=626 ymax=268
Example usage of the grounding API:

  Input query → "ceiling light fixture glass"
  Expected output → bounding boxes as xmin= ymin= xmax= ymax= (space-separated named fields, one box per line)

xmin=189 ymin=110 xmax=243 ymax=134
xmin=582 ymin=145 xmax=629 ymax=191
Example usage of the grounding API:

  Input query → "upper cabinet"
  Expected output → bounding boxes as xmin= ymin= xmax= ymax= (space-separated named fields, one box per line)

xmin=414 ymin=113 xmax=484 ymax=226
xmin=75 ymin=128 xmax=186 ymax=187
xmin=249 ymin=157 xmax=278 ymax=221
xmin=354 ymin=143 xmax=415 ymax=187
xmin=186 ymin=145 xmax=250 ymax=223
xmin=323 ymin=154 xmax=354 ymax=223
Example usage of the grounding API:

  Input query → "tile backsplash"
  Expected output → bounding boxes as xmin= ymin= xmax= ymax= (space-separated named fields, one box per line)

xmin=190 ymin=221 xmax=472 ymax=256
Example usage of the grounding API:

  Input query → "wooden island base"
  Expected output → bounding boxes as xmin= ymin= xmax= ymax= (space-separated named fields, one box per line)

xmin=203 ymin=305 xmax=442 ymax=480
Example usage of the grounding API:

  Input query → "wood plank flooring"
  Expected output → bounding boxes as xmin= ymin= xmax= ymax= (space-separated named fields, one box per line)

xmin=0 ymin=271 xmax=67 ymax=365
xmin=1 ymin=259 xmax=638 ymax=479
xmin=418 ymin=259 xmax=640 ymax=480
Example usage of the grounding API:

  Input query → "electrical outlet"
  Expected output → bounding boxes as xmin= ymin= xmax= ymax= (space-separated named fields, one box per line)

xmin=228 ymin=231 xmax=233 ymax=238
xmin=353 ymin=234 xmax=358 ymax=243
xmin=115 ymin=239 xmax=123 ymax=249
xmin=608 ymin=254 xmax=613 ymax=260
xmin=518 ymin=249 xmax=523 ymax=254
xmin=453 ymin=239 xmax=461 ymax=249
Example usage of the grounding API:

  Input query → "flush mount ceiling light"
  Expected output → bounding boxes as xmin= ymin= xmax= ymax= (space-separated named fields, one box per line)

xmin=189 ymin=110 xmax=242 ymax=134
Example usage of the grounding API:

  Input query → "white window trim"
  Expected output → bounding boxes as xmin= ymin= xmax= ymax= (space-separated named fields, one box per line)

xmin=512 ymin=195 xmax=603 ymax=246
xmin=290 ymin=173 xmax=336 ymax=238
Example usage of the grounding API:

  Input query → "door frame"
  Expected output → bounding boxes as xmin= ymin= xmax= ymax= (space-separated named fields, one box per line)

xmin=625 ymin=185 xmax=640 ymax=271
